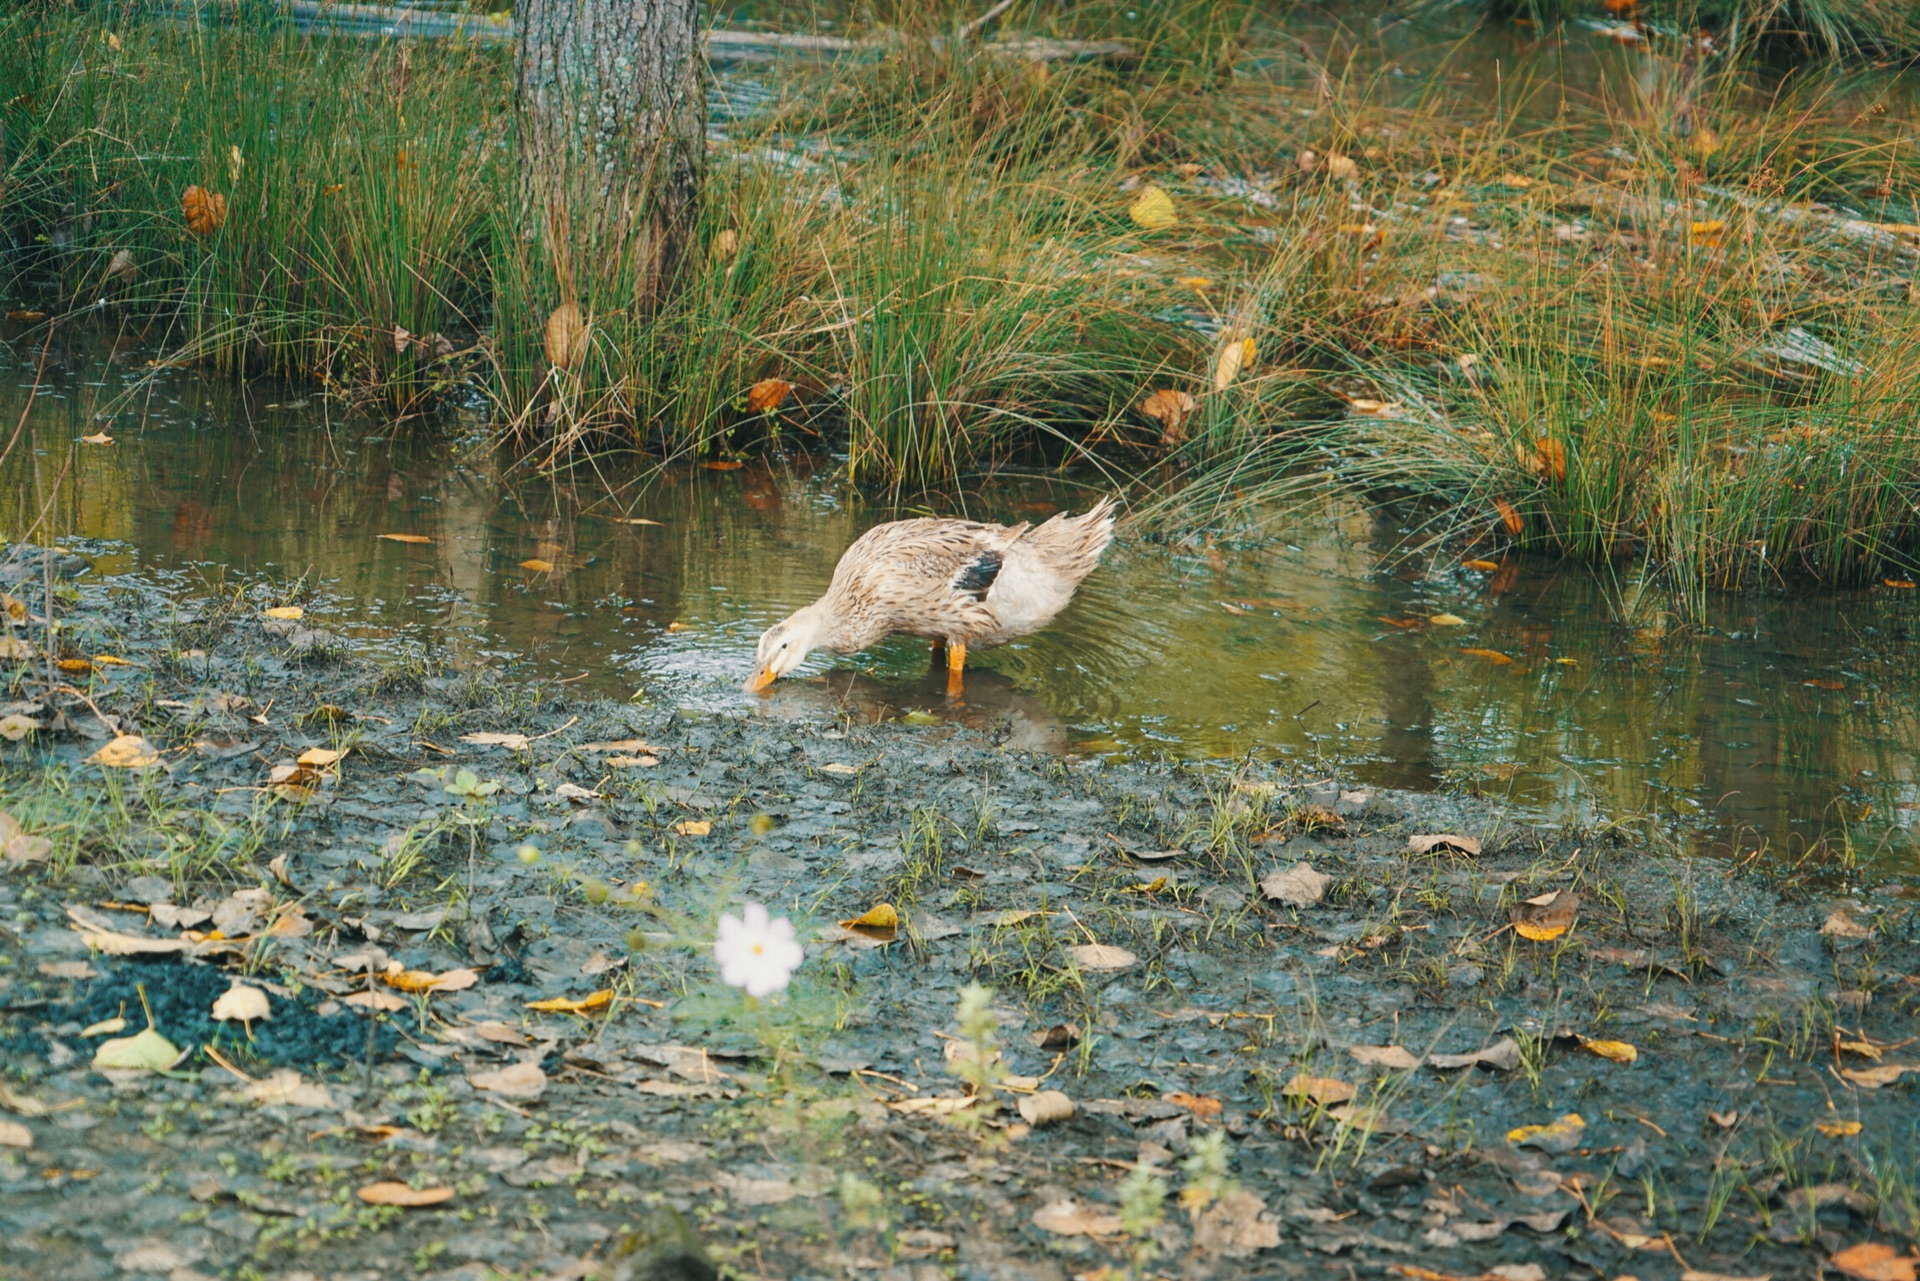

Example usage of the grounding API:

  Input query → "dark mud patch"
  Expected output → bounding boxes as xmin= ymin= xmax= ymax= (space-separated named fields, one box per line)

xmin=2 ymin=560 xmax=1919 ymax=1281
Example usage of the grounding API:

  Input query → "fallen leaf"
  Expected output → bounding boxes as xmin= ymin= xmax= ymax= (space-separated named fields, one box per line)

xmin=243 ymin=1070 xmax=334 ymax=1109
xmin=80 ymin=1017 xmax=126 ymax=1037
xmin=296 ymin=747 xmax=344 ymax=768
xmin=182 ymin=184 xmax=227 ymax=235
xmin=886 ymin=1094 xmax=977 ymax=1117
xmin=343 ymin=989 xmax=407 ymax=1012
xmin=673 ymin=820 xmax=712 ymax=836
xmin=607 ymin=754 xmax=659 ymax=767
xmin=1464 ymin=559 xmax=1501 ymax=571
xmin=1823 ymin=909 xmax=1874 ymax=940
xmin=1260 ymin=862 xmax=1329 ymax=908
xmin=1512 ymin=890 xmax=1580 ymax=941
xmin=211 ymin=982 xmax=271 ymax=1024
xmin=1425 ymin=1039 xmax=1521 ymax=1071
xmin=460 ymin=731 xmax=533 ymax=749
xmin=383 ymin=965 xmax=479 ymax=994
xmin=1461 ymin=647 xmax=1514 ymax=665
xmin=545 ymin=302 xmax=588 ymax=370
xmin=553 ymin=782 xmax=600 ymax=801
xmin=1507 ymin=1113 xmax=1585 ymax=1153
xmin=88 ymin=735 xmax=161 ymax=769
xmin=1839 ymin=1064 xmax=1915 ymax=1089
xmin=1579 ymin=1036 xmax=1637 ymax=1064
xmin=1069 ymin=942 xmax=1136 ymax=972
xmin=1348 ymin=1044 xmax=1421 ymax=1071
xmin=469 ymin=1062 xmax=548 ymax=1100
xmin=106 ymin=248 xmax=136 ymax=281
xmin=1033 ymin=1199 xmax=1124 ymax=1237
xmin=378 ymin=533 xmax=432 ymax=544
xmin=1817 ymin=1119 xmax=1864 ymax=1137
xmin=1141 ymin=388 xmax=1198 ymax=445
xmin=93 ymin=1026 xmax=181 ymax=1072
xmin=68 ymin=908 xmax=191 ymax=956
xmin=820 ymin=762 xmax=860 ymax=775
xmin=1018 ymin=1090 xmax=1076 ymax=1127
xmin=1128 ymin=185 xmax=1177 ymax=230
xmin=1533 ymin=437 xmax=1567 ymax=482
xmin=1494 ymin=496 xmax=1523 ymax=535
xmin=1214 ymin=337 xmax=1255 ymax=391
xmin=262 ymin=606 xmax=304 ymax=621
xmin=701 ymin=460 xmax=744 ymax=470
xmin=1283 ymin=1074 xmax=1356 ymax=1107
xmin=1163 ymin=1091 xmax=1224 ymax=1120
xmin=356 ymin=1181 xmax=455 ymax=1208
xmin=746 ymin=378 xmax=793 ymax=413
xmin=525 ymin=990 xmax=614 ymax=1015
xmin=1830 ymin=1243 xmax=1917 ymax=1281
xmin=1429 ymin=613 xmax=1467 ymax=626
xmin=0 ymin=1119 xmax=30 ymax=1148
xmin=839 ymin=903 xmax=898 ymax=939
xmin=79 ymin=432 xmax=114 ymax=446
xmin=1885 ymin=578 xmax=1917 ymax=589
xmin=0 ymin=636 xmax=35 ymax=661
xmin=1325 ymin=152 xmax=1358 ymax=181
xmin=1408 ymin=833 xmax=1481 ymax=856
xmin=520 ymin=558 xmax=554 ymax=573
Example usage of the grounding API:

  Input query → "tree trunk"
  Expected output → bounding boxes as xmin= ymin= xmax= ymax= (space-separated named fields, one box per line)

xmin=514 ymin=0 xmax=705 ymax=311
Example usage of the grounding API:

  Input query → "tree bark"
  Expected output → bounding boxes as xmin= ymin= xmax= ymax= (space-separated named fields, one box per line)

xmin=514 ymin=0 xmax=705 ymax=311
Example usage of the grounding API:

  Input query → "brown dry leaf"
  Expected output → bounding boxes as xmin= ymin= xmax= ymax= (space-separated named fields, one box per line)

xmin=1213 ymin=337 xmax=1255 ymax=392
xmin=1461 ymin=648 xmax=1514 ymax=665
xmin=672 ymin=819 xmax=712 ymax=837
xmin=820 ymin=762 xmax=860 ymax=775
xmin=1408 ymin=833 xmax=1482 ymax=856
xmin=0 ymin=636 xmax=36 ymax=661
xmin=1348 ymin=1044 xmax=1422 ymax=1071
xmin=1127 ymin=185 xmax=1176 ymax=230
xmin=88 ymin=735 xmax=161 ymax=769
xmin=581 ymin=739 xmax=667 ymax=754
xmin=1494 ymin=496 xmax=1523 ymax=535
xmin=1141 ymin=388 xmax=1198 ymax=446
xmin=1578 ymin=1036 xmax=1637 ymax=1064
xmin=1425 ymin=1039 xmax=1522 ymax=1072
xmin=243 ymin=1070 xmax=335 ymax=1109
xmin=1830 ymin=1243 xmax=1917 ymax=1281
xmin=1463 ymin=559 xmax=1502 ymax=571
xmin=1033 ymin=1199 xmax=1124 ymax=1237
xmin=68 ymin=910 xmax=191 ymax=957
xmin=886 ymin=1094 xmax=976 ymax=1117
xmin=0 ymin=1119 xmax=30 ymax=1149
xmin=1163 ymin=1091 xmax=1224 ymax=1120
xmin=1283 ymin=1074 xmax=1356 ymax=1108
xmin=711 ymin=228 xmax=738 ymax=258
xmin=461 ymin=731 xmax=533 ymax=749
xmin=520 ymin=558 xmax=554 ymax=573
xmin=1017 ymin=1090 xmax=1076 ymax=1127
xmin=1192 ymin=1188 xmax=1282 ymax=1256
xmin=106 ymin=248 xmax=136 ymax=281
xmin=1534 ymin=437 xmax=1567 ymax=482
xmin=545 ymin=302 xmax=588 ymax=370
xmin=1260 ymin=862 xmax=1328 ymax=908
xmin=379 ymin=533 xmax=432 ymax=544
xmin=1823 ymin=909 xmax=1874 ymax=940
xmin=296 ymin=747 xmax=344 ymax=768
xmin=1817 ymin=1119 xmax=1865 ymax=1137
xmin=1512 ymin=890 xmax=1580 ymax=941
xmin=344 ymin=989 xmax=407 ymax=1012
xmin=746 ymin=379 xmax=793 ymax=413
xmin=211 ymin=982 xmax=271 ymax=1024
xmin=525 ymin=989 xmax=614 ymax=1015
xmin=1507 ymin=1113 xmax=1585 ymax=1153
xmin=356 ymin=1181 xmax=455 ymax=1208
xmin=182 ymin=185 xmax=227 ymax=236
xmin=1839 ymin=1064 xmax=1915 ymax=1089
xmin=1069 ymin=942 xmax=1136 ymax=972
xmin=469 ymin=1062 xmax=548 ymax=1100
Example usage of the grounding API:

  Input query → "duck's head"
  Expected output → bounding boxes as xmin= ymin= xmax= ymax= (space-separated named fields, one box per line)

xmin=745 ymin=603 xmax=828 ymax=693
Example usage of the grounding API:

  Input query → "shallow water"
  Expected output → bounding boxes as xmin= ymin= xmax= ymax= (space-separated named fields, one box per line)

xmin=5 ymin=322 xmax=1919 ymax=866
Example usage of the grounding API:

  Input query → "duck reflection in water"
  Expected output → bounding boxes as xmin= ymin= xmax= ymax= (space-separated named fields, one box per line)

xmin=748 ymin=665 xmax=1068 ymax=755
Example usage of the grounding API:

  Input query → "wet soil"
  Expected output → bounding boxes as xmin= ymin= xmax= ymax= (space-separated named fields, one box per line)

xmin=2 ymin=557 xmax=1919 ymax=1281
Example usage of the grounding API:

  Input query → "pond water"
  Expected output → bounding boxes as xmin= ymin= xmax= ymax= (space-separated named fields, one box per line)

xmin=6 ymin=322 xmax=1919 ymax=867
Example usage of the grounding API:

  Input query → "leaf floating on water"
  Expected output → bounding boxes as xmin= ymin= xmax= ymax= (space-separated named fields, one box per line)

xmin=1127 ymin=185 xmax=1177 ymax=230
xmin=1817 ymin=1119 xmax=1864 ymax=1137
xmin=1507 ymin=1112 xmax=1585 ymax=1153
xmin=1069 ymin=942 xmax=1136 ymax=972
xmin=615 ymin=517 xmax=662 ymax=526
xmin=262 ymin=606 xmax=304 ymax=621
xmin=79 ymin=432 xmax=114 ymax=446
xmin=378 ymin=533 xmax=431 ymax=544
xmin=1463 ymin=559 xmax=1501 ymax=571
xmin=461 ymin=731 xmax=533 ymax=750
xmin=356 ymin=1181 xmax=455 ymax=1208
xmin=1884 ymin=578 xmax=1915 ymax=589
xmin=1830 ymin=1243 xmax=1918 ymax=1281
xmin=1460 ymin=648 xmax=1514 ymax=665
xmin=1512 ymin=890 xmax=1580 ymax=941
xmin=701 ymin=460 xmax=745 ymax=471
xmin=88 ymin=736 xmax=162 ymax=769
xmin=1260 ymin=862 xmax=1329 ymax=908
xmin=1578 ymin=1036 xmax=1637 ymax=1064
xmin=1163 ymin=1091 xmax=1224 ymax=1120
xmin=525 ymin=989 xmax=614 ymax=1015
xmin=296 ymin=747 xmax=344 ymax=768
xmin=820 ymin=762 xmax=860 ymax=775
xmin=519 ymin=559 xmax=554 ymax=573
xmin=1408 ymin=833 xmax=1481 ymax=856
xmin=1429 ymin=613 xmax=1467 ymax=626
xmin=93 ymin=1026 xmax=180 ymax=1072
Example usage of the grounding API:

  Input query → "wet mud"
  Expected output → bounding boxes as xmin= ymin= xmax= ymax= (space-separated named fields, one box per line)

xmin=2 ymin=558 xmax=1918 ymax=1281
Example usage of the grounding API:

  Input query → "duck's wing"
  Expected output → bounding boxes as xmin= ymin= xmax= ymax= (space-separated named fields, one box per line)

xmin=832 ymin=518 xmax=1027 ymax=636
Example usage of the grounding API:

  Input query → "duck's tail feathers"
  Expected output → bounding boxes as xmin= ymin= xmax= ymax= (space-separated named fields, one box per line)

xmin=1021 ymin=494 xmax=1117 ymax=585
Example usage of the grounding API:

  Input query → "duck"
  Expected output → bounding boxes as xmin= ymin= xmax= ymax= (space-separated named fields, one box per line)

xmin=746 ymin=496 xmax=1117 ymax=696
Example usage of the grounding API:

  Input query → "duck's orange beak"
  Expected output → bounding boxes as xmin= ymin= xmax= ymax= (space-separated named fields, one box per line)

xmin=744 ymin=665 xmax=776 ymax=694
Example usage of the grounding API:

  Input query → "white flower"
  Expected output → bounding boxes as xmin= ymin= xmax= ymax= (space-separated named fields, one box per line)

xmin=713 ymin=902 xmax=803 ymax=997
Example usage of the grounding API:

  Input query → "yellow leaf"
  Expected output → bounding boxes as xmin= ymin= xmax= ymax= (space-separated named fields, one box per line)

xmin=1463 ymin=559 xmax=1501 ymax=571
xmin=88 ymin=735 xmax=161 ymax=769
xmin=1507 ymin=1112 xmax=1585 ymax=1152
xmin=93 ymin=1026 xmax=180 ymax=1072
xmin=1127 ymin=185 xmax=1177 ymax=230
xmin=79 ymin=432 xmax=114 ymax=446
xmin=356 ymin=1182 xmax=455 ymax=1208
xmin=379 ymin=533 xmax=431 ymax=544
xmin=1817 ymin=1119 xmax=1864 ymax=1137
xmin=383 ymin=966 xmax=479 ymax=995
xmin=1213 ymin=338 xmax=1255 ymax=392
xmin=1176 ymin=275 xmax=1213 ymax=290
xmin=519 ymin=559 xmax=554 ymax=573
xmin=1512 ymin=889 xmax=1579 ymax=941
xmin=262 ymin=606 xmax=303 ymax=621
xmin=526 ymin=990 xmax=615 ymax=1014
xmin=1460 ymin=648 xmax=1513 ymax=665
xmin=56 ymin=658 xmax=96 ymax=675
xmin=296 ymin=747 xmax=344 ymax=768
xmin=1428 ymin=613 xmax=1467 ymax=626
xmin=1579 ymin=1036 xmax=1637 ymax=1064
xmin=1830 ymin=1242 xmax=1917 ymax=1281
xmin=839 ymin=903 xmax=899 ymax=932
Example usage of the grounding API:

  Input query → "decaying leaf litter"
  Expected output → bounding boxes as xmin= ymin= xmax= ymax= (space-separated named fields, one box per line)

xmin=2 ymin=561 xmax=1919 ymax=1280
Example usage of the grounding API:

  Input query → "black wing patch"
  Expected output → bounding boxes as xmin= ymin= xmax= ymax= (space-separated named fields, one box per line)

xmin=952 ymin=549 xmax=1003 ymax=601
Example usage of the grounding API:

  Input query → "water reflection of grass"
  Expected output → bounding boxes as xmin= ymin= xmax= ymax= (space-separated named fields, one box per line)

xmin=4 ymin=4 xmax=1920 ymax=588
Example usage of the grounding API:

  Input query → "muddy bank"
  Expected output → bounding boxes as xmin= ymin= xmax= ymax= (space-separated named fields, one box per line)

xmin=2 ymin=556 xmax=1918 ymax=1281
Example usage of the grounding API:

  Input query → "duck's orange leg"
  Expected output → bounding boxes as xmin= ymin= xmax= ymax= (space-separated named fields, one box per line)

xmin=929 ymin=638 xmax=948 ymax=664
xmin=945 ymin=640 xmax=967 ymax=697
